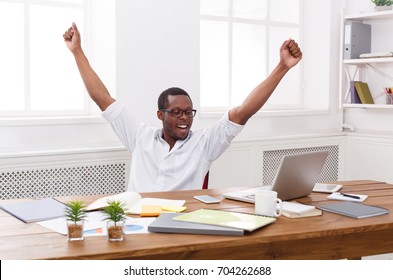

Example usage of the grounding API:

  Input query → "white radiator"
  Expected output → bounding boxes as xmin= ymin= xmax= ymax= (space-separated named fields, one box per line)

xmin=262 ymin=145 xmax=339 ymax=185
xmin=0 ymin=148 xmax=130 ymax=200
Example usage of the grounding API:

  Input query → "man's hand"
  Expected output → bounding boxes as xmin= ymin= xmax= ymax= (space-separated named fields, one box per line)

xmin=280 ymin=39 xmax=302 ymax=69
xmin=63 ymin=22 xmax=81 ymax=53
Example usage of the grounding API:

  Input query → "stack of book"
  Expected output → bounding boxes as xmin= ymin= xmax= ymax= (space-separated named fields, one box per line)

xmin=281 ymin=201 xmax=322 ymax=218
xmin=149 ymin=208 xmax=277 ymax=236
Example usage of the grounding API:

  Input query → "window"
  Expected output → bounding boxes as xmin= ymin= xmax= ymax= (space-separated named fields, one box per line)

xmin=200 ymin=0 xmax=303 ymax=112
xmin=0 ymin=0 xmax=115 ymax=118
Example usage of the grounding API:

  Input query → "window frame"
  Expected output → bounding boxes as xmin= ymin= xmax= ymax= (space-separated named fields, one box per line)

xmin=0 ymin=0 xmax=98 ymax=119
xmin=199 ymin=0 xmax=306 ymax=115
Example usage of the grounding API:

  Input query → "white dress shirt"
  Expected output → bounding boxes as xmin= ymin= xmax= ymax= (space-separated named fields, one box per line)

xmin=102 ymin=101 xmax=244 ymax=192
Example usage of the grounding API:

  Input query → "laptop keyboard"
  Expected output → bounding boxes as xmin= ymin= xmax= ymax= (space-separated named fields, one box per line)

xmin=239 ymin=186 xmax=272 ymax=202
xmin=242 ymin=194 xmax=256 ymax=201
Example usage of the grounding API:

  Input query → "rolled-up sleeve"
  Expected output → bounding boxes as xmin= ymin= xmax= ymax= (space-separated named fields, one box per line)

xmin=203 ymin=112 xmax=244 ymax=162
xmin=102 ymin=101 xmax=140 ymax=152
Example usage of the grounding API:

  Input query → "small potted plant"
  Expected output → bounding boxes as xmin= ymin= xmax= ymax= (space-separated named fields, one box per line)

xmin=103 ymin=200 xmax=127 ymax=241
xmin=371 ymin=0 xmax=393 ymax=11
xmin=65 ymin=200 xmax=87 ymax=241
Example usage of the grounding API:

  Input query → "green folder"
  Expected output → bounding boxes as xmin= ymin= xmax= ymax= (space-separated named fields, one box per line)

xmin=173 ymin=209 xmax=276 ymax=232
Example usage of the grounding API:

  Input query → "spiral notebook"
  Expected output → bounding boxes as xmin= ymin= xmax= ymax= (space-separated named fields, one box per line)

xmin=173 ymin=209 xmax=276 ymax=232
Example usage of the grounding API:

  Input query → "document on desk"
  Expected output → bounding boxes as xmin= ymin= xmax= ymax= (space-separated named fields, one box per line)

xmin=0 ymin=198 xmax=66 ymax=223
xmin=86 ymin=191 xmax=185 ymax=215
xmin=327 ymin=192 xmax=368 ymax=202
xmin=38 ymin=212 xmax=155 ymax=236
xmin=38 ymin=211 xmax=107 ymax=235
xmin=129 ymin=198 xmax=186 ymax=215
xmin=86 ymin=191 xmax=142 ymax=212
xmin=173 ymin=209 xmax=276 ymax=232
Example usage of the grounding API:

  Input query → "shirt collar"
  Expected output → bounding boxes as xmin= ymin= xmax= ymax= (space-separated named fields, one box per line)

xmin=155 ymin=128 xmax=193 ymax=152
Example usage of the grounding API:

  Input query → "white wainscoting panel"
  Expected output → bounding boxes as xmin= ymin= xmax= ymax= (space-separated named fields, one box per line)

xmin=345 ymin=133 xmax=393 ymax=183
xmin=209 ymin=143 xmax=263 ymax=189
xmin=0 ymin=147 xmax=131 ymax=199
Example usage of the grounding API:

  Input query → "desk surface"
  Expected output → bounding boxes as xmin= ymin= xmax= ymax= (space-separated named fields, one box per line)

xmin=1 ymin=180 xmax=393 ymax=260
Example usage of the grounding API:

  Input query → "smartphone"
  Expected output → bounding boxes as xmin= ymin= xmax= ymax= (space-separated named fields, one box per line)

xmin=193 ymin=195 xmax=221 ymax=204
xmin=313 ymin=183 xmax=343 ymax=193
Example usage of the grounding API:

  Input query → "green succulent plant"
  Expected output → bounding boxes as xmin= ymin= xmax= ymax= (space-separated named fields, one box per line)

xmin=65 ymin=200 xmax=87 ymax=224
xmin=371 ymin=0 xmax=393 ymax=6
xmin=102 ymin=200 xmax=127 ymax=226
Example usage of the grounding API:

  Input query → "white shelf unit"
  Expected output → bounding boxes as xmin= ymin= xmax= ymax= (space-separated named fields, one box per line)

xmin=339 ymin=10 xmax=393 ymax=109
xmin=344 ymin=10 xmax=393 ymax=21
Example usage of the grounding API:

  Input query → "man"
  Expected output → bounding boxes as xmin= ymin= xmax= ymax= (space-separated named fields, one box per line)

xmin=63 ymin=22 xmax=302 ymax=192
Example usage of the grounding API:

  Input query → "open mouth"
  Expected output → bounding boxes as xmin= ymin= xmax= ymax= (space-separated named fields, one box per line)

xmin=176 ymin=124 xmax=189 ymax=131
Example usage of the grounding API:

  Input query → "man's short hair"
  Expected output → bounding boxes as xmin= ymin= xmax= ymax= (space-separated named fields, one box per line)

xmin=158 ymin=87 xmax=192 ymax=109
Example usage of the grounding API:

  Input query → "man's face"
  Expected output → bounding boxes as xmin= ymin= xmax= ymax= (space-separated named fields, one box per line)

xmin=157 ymin=95 xmax=194 ymax=148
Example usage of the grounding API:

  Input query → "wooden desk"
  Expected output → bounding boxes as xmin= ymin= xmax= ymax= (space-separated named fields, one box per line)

xmin=1 ymin=180 xmax=393 ymax=260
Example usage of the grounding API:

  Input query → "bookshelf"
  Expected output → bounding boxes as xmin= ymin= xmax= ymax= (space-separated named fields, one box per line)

xmin=339 ymin=10 xmax=393 ymax=109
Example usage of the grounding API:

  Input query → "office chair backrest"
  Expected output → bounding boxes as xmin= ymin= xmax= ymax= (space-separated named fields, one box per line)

xmin=202 ymin=172 xmax=209 ymax=189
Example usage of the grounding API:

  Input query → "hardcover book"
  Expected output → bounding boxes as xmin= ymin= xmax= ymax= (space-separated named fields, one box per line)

xmin=354 ymin=82 xmax=374 ymax=104
xmin=350 ymin=80 xmax=361 ymax=103
xmin=281 ymin=201 xmax=322 ymax=218
xmin=282 ymin=208 xmax=322 ymax=218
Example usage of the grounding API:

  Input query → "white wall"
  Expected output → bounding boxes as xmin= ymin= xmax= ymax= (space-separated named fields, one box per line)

xmin=345 ymin=133 xmax=393 ymax=183
xmin=116 ymin=0 xmax=200 ymax=128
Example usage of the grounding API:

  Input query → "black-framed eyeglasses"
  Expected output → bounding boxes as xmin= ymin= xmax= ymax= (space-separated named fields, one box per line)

xmin=160 ymin=108 xmax=197 ymax=118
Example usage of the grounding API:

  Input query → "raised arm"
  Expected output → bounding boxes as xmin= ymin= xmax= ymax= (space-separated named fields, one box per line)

xmin=229 ymin=39 xmax=302 ymax=125
xmin=63 ymin=22 xmax=115 ymax=111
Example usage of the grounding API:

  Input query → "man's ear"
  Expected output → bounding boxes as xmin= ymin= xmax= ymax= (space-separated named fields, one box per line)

xmin=157 ymin=110 xmax=164 ymax=121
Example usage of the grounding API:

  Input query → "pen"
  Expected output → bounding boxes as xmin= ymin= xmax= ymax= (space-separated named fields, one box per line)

xmin=339 ymin=193 xmax=360 ymax=199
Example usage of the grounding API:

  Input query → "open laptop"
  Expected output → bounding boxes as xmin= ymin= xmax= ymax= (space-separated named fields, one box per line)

xmin=222 ymin=150 xmax=329 ymax=202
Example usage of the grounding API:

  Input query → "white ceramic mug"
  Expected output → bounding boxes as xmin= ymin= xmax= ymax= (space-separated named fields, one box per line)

xmin=255 ymin=190 xmax=283 ymax=217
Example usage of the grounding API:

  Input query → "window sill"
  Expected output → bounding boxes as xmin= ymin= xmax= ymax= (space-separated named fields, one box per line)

xmin=198 ymin=108 xmax=331 ymax=119
xmin=0 ymin=115 xmax=106 ymax=127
